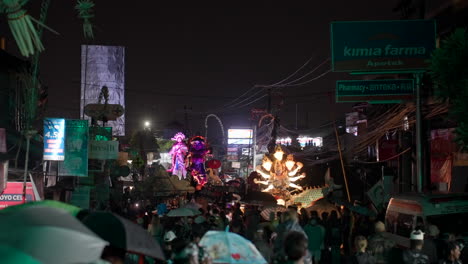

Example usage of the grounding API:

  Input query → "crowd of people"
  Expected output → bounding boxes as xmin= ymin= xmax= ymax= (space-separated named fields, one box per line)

xmin=113 ymin=195 xmax=467 ymax=264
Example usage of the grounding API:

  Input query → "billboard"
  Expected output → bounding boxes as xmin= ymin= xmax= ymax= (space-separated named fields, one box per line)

xmin=81 ymin=45 xmax=125 ymax=136
xmin=331 ymin=20 xmax=436 ymax=72
xmin=0 ymin=182 xmax=35 ymax=209
xmin=43 ymin=118 xmax=66 ymax=161
xmin=228 ymin=129 xmax=253 ymax=145
xmin=336 ymin=79 xmax=414 ymax=103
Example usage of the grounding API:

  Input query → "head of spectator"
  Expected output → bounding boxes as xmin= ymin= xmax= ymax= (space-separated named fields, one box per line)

xmin=354 ymin=235 xmax=368 ymax=253
xmin=284 ymin=231 xmax=308 ymax=263
xmin=445 ymin=241 xmax=462 ymax=262
xmin=409 ymin=230 xmax=425 ymax=251
xmin=375 ymin=221 xmax=386 ymax=234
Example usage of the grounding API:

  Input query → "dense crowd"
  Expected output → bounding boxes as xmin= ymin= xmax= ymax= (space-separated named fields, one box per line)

xmin=102 ymin=195 xmax=467 ymax=264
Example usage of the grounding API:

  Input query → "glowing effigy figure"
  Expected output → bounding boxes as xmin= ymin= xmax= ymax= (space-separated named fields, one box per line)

xmin=187 ymin=136 xmax=209 ymax=186
xmin=254 ymin=145 xmax=305 ymax=199
xmin=168 ymin=132 xmax=188 ymax=180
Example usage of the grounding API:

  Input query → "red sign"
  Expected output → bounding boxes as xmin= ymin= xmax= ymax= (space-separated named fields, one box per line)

xmin=0 ymin=182 xmax=35 ymax=209
xmin=378 ymin=139 xmax=398 ymax=161
xmin=430 ymin=129 xmax=456 ymax=184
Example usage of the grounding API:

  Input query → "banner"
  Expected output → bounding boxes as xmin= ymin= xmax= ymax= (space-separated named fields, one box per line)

xmin=58 ymin=120 xmax=89 ymax=177
xmin=367 ymin=180 xmax=386 ymax=211
xmin=0 ymin=182 xmax=35 ymax=209
xmin=430 ymin=129 xmax=456 ymax=184
xmin=88 ymin=140 xmax=119 ymax=160
xmin=43 ymin=118 xmax=66 ymax=161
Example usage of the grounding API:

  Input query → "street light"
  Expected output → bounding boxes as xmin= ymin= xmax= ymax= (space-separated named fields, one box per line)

xmin=144 ymin=121 xmax=150 ymax=130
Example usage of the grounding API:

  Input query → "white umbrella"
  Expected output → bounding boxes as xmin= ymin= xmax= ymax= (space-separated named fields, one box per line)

xmin=0 ymin=206 xmax=108 ymax=264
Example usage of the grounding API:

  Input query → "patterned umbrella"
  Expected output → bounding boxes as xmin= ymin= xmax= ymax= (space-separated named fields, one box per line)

xmin=260 ymin=205 xmax=289 ymax=220
xmin=200 ymin=229 xmax=267 ymax=264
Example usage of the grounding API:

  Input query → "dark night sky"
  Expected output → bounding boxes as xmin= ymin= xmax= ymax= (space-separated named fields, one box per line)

xmin=1 ymin=1 xmax=399 ymax=138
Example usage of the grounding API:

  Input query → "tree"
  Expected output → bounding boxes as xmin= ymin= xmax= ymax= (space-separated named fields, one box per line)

xmin=429 ymin=29 xmax=468 ymax=149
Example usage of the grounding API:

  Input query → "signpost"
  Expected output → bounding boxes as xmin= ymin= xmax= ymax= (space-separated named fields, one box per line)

xmin=332 ymin=20 xmax=436 ymax=193
xmin=336 ymin=79 xmax=414 ymax=103
xmin=331 ymin=20 xmax=436 ymax=73
xmin=88 ymin=140 xmax=119 ymax=160
xmin=43 ymin=118 xmax=66 ymax=161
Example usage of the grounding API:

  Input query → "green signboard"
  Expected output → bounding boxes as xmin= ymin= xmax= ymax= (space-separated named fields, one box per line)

xmin=58 ymin=120 xmax=89 ymax=177
xmin=336 ymin=79 xmax=414 ymax=103
xmin=331 ymin=20 xmax=436 ymax=72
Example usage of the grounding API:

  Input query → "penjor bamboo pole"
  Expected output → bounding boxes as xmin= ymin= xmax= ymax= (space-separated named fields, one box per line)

xmin=334 ymin=123 xmax=351 ymax=203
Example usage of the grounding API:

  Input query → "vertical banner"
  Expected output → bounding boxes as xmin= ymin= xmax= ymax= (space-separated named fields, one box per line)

xmin=430 ymin=129 xmax=456 ymax=185
xmin=58 ymin=120 xmax=89 ymax=177
xmin=43 ymin=118 xmax=66 ymax=161
xmin=81 ymin=45 xmax=125 ymax=136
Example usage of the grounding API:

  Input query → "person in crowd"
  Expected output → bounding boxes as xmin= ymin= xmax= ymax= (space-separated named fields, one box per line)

xmin=402 ymin=230 xmax=430 ymax=264
xmin=439 ymin=241 xmax=462 ymax=264
xmin=253 ymin=227 xmax=273 ymax=263
xmin=283 ymin=231 xmax=309 ymax=264
xmin=327 ymin=210 xmax=343 ymax=264
xmin=148 ymin=215 xmax=165 ymax=245
xmin=299 ymin=208 xmax=309 ymax=227
xmin=350 ymin=235 xmax=376 ymax=264
xmin=422 ymin=224 xmax=439 ymax=264
xmin=367 ymin=221 xmax=395 ymax=264
xmin=163 ymin=230 xmax=177 ymax=261
xmin=303 ymin=216 xmax=325 ymax=264
xmin=273 ymin=209 xmax=312 ymax=264
xmin=100 ymin=245 xmax=126 ymax=264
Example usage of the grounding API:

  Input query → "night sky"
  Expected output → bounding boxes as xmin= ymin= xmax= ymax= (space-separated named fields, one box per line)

xmin=1 ymin=1 xmax=399 ymax=138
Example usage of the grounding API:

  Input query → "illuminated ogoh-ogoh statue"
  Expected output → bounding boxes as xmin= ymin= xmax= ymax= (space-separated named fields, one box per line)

xmin=254 ymin=145 xmax=305 ymax=200
xmin=168 ymin=132 xmax=188 ymax=180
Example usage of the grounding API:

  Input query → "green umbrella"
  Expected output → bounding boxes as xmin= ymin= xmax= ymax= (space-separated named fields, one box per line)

xmin=0 ymin=200 xmax=82 ymax=216
xmin=0 ymin=244 xmax=42 ymax=264
xmin=0 ymin=207 xmax=108 ymax=264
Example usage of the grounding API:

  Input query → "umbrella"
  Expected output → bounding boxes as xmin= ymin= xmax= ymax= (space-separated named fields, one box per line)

xmin=200 ymin=229 xmax=267 ymax=264
xmin=0 ymin=244 xmax=41 ymax=264
xmin=260 ymin=205 xmax=289 ymax=220
xmin=241 ymin=191 xmax=277 ymax=206
xmin=82 ymin=211 xmax=165 ymax=260
xmin=305 ymin=198 xmax=341 ymax=219
xmin=0 ymin=207 xmax=107 ymax=264
xmin=167 ymin=207 xmax=200 ymax=217
xmin=0 ymin=200 xmax=82 ymax=216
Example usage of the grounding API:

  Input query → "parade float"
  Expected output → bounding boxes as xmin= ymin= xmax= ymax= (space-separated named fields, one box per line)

xmin=253 ymin=145 xmax=341 ymax=206
xmin=167 ymin=132 xmax=188 ymax=180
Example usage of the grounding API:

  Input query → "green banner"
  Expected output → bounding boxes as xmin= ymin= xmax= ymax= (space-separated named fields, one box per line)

xmin=336 ymin=79 xmax=414 ymax=103
xmin=331 ymin=20 xmax=436 ymax=72
xmin=58 ymin=120 xmax=89 ymax=177
xmin=70 ymin=186 xmax=90 ymax=209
